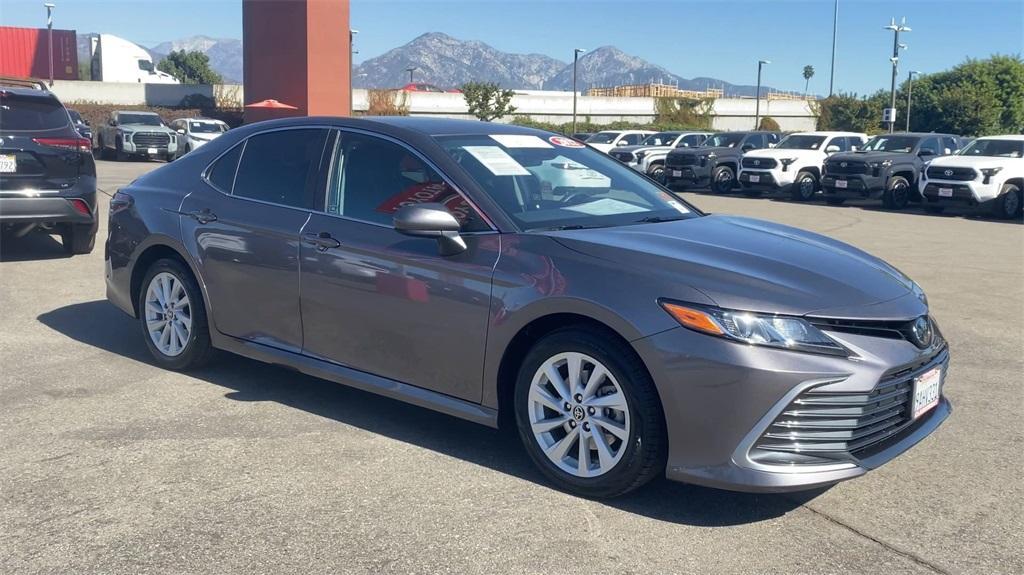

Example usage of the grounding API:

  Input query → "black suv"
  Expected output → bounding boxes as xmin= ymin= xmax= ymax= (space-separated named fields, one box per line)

xmin=0 ymin=84 xmax=98 ymax=254
xmin=663 ymin=131 xmax=781 ymax=193
xmin=821 ymin=132 xmax=965 ymax=209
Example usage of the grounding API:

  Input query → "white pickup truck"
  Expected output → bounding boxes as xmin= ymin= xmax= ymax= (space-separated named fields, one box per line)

xmin=607 ymin=131 xmax=711 ymax=182
xmin=919 ymin=135 xmax=1023 ymax=219
xmin=738 ymin=131 xmax=867 ymax=201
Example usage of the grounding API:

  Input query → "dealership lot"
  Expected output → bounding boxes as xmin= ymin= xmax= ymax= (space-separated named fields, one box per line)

xmin=1 ymin=160 xmax=1021 ymax=574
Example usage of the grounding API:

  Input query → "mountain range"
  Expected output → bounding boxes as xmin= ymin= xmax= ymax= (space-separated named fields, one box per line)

xmin=79 ymin=31 xmax=772 ymax=96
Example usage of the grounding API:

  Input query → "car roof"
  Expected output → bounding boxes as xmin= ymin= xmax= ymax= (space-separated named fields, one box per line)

xmin=0 ymin=86 xmax=61 ymax=101
xmin=876 ymin=132 xmax=958 ymax=138
xmin=232 ymin=116 xmax=563 ymax=138
xmin=790 ymin=131 xmax=865 ymax=137
xmin=972 ymin=134 xmax=1024 ymax=141
xmin=116 ymin=110 xmax=159 ymax=115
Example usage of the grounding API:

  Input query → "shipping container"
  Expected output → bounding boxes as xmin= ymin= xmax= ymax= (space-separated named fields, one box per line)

xmin=0 ymin=26 xmax=79 ymax=81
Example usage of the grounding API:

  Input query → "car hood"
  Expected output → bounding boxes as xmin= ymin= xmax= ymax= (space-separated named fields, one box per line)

xmin=188 ymin=132 xmax=222 ymax=142
xmin=548 ymin=214 xmax=923 ymax=319
xmin=120 ymin=123 xmax=175 ymax=133
xmin=926 ymin=155 xmax=1015 ymax=169
xmin=668 ymin=146 xmax=736 ymax=158
xmin=828 ymin=150 xmax=911 ymax=164
xmin=615 ymin=144 xmax=672 ymax=154
xmin=744 ymin=148 xmax=823 ymax=162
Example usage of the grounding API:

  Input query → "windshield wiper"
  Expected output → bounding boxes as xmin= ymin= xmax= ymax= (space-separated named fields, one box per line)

xmin=538 ymin=223 xmax=606 ymax=231
xmin=633 ymin=216 xmax=685 ymax=224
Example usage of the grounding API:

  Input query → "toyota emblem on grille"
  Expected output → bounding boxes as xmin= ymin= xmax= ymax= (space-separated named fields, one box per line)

xmin=840 ymin=162 xmax=847 ymax=167
xmin=753 ymin=160 xmax=760 ymax=166
xmin=909 ymin=316 xmax=934 ymax=349
xmin=944 ymin=169 xmax=954 ymax=177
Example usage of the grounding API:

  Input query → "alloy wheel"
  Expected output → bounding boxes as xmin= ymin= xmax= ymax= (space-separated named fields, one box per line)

xmin=1003 ymin=190 xmax=1020 ymax=217
xmin=799 ymin=176 xmax=815 ymax=199
xmin=527 ymin=352 xmax=631 ymax=478
xmin=144 ymin=272 xmax=192 ymax=357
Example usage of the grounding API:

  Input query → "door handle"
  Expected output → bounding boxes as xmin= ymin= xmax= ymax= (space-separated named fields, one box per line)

xmin=303 ymin=231 xmax=341 ymax=251
xmin=183 ymin=209 xmax=217 ymax=224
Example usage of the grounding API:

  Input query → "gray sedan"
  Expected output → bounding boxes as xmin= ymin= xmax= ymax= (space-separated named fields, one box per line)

xmin=105 ymin=117 xmax=950 ymax=498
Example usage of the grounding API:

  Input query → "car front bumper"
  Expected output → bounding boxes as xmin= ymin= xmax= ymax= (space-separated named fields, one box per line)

xmin=632 ymin=324 xmax=950 ymax=493
xmin=920 ymin=179 xmax=1001 ymax=207
xmin=663 ymin=162 xmax=711 ymax=188
xmin=738 ymin=168 xmax=795 ymax=191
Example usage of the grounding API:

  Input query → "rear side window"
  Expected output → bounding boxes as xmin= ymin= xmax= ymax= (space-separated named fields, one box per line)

xmin=206 ymin=143 xmax=243 ymax=193
xmin=0 ymin=93 xmax=70 ymax=131
xmin=232 ymin=129 xmax=329 ymax=209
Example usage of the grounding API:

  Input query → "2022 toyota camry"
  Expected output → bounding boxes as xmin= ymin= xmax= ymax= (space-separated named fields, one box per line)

xmin=105 ymin=117 xmax=950 ymax=498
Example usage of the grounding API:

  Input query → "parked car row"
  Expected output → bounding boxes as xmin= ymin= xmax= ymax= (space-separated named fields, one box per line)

xmin=95 ymin=111 xmax=229 ymax=162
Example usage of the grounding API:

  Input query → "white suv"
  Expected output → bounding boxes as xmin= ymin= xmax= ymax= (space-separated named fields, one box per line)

xmin=608 ymin=131 xmax=711 ymax=181
xmin=584 ymin=130 xmax=656 ymax=154
xmin=738 ymin=131 xmax=867 ymax=201
xmin=919 ymin=135 xmax=1023 ymax=219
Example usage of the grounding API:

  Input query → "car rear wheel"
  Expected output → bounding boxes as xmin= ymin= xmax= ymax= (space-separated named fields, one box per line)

xmin=514 ymin=327 xmax=666 ymax=498
xmin=60 ymin=223 xmax=95 ymax=255
xmin=710 ymin=165 xmax=735 ymax=194
xmin=882 ymin=176 xmax=912 ymax=210
xmin=991 ymin=183 xmax=1022 ymax=220
xmin=790 ymin=171 xmax=818 ymax=201
xmin=139 ymin=258 xmax=215 ymax=370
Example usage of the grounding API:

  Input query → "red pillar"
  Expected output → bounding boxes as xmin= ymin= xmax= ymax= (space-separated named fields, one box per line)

xmin=242 ymin=0 xmax=351 ymax=123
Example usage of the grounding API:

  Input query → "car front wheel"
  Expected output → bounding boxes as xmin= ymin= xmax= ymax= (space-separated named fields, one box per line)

xmin=991 ymin=183 xmax=1022 ymax=219
xmin=514 ymin=327 xmax=666 ymax=498
xmin=710 ymin=165 xmax=735 ymax=194
xmin=139 ymin=258 xmax=215 ymax=370
xmin=791 ymin=171 xmax=818 ymax=201
xmin=882 ymin=176 xmax=912 ymax=210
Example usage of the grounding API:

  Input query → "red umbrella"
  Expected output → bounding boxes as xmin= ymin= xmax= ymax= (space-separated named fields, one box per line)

xmin=245 ymin=99 xmax=298 ymax=109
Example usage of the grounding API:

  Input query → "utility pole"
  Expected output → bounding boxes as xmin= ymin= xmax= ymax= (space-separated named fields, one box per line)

xmin=572 ymin=48 xmax=585 ymax=135
xmin=905 ymin=70 xmax=920 ymax=132
xmin=755 ymin=60 xmax=770 ymax=130
xmin=44 ymin=3 xmax=55 ymax=87
xmin=884 ymin=17 xmax=910 ymax=133
xmin=406 ymin=67 xmax=417 ymax=84
xmin=349 ymin=29 xmax=358 ymax=116
xmin=829 ymin=0 xmax=838 ymax=96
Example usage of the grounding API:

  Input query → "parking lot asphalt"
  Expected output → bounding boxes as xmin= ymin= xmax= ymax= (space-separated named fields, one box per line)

xmin=2 ymin=159 xmax=1021 ymax=575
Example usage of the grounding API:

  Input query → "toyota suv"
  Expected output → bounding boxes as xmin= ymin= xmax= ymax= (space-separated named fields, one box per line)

xmin=0 ymin=83 xmax=98 ymax=254
xmin=95 ymin=110 xmax=179 ymax=162
xmin=821 ymin=132 xmax=965 ymax=209
xmin=738 ymin=131 xmax=867 ymax=201
xmin=919 ymin=135 xmax=1023 ymax=219
xmin=608 ymin=131 xmax=710 ymax=182
xmin=664 ymin=131 xmax=781 ymax=193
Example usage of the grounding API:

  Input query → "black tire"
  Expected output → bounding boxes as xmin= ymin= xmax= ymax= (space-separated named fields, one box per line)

xmin=825 ymin=196 xmax=846 ymax=206
xmin=98 ymin=137 xmax=114 ymax=160
xmin=514 ymin=327 xmax=666 ymax=499
xmin=60 ymin=223 xmax=96 ymax=255
xmin=114 ymin=139 xmax=128 ymax=162
xmin=882 ymin=176 xmax=912 ymax=210
xmin=924 ymin=205 xmax=945 ymax=214
xmin=790 ymin=170 xmax=819 ymax=201
xmin=137 ymin=258 xmax=215 ymax=371
xmin=991 ymin=183 xmax=1022 ymax=220
xmin=647 ymin=163 xmax=665 ymax=183
xmin=710 ymin=165 xmax=735 ymax=194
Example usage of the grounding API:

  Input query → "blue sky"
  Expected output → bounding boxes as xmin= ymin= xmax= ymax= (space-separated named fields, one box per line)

xmin=1 ymin=0 xmax=1020 ymax=94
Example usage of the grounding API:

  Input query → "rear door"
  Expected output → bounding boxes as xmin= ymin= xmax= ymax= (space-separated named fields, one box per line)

xmin=179 ymin=127 xmax=331 ymax=353
xmin=0 ymin=91 xmax=86 ymax=192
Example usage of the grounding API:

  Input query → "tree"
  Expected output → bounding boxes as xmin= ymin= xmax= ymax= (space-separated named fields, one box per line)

xmin=462 ymin=82 xmax=517 ymax=122
xmin=366 ymin=89 xmax=409 ymax=116
xmin=157 ymin=50 xmax=222 ymax=85
xmin=802 ymin=65 xmax=815 ymax=97
xmin=757 ymin=116 xmax=781 ymax=131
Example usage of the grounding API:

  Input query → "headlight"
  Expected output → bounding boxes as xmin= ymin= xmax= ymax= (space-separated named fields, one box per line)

xmin=660 ymin=301 xmax=850 ymax=357
xmin=981 ymin=167 xmax=1003 ymax=184
xmin=780 ymin=158 xmax=797 ymax=171
xmin=635 ymin=151 xmax=646 ymax=160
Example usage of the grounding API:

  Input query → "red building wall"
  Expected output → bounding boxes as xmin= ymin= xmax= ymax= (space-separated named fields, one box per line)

xmin=0 ymin=26 xmax=79 ymax=81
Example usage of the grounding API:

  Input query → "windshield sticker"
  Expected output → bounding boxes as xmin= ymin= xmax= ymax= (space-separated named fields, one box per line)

xmin=658 ymin=191 xmax=691 ymax=214
xmin=489 ymin=134 xmax=552 ymax=148
xmin=463 ymin=146 xmax=531 ymax=176
xmin=549 ymin=136 xmax=585 ymax=148
xmin=564 ymin=198 xmax=648 ymax=216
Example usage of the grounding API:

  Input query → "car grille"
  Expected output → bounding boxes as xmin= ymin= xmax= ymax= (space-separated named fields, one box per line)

xmin=131 ymin=132 xmax=171 ymax=149
xmin=610 ymin=151 xmax=635 ymax=163
xmin=752 ymin=348 xmax=947 ymax=462
xmin=666 ymin=154 xmax=699 ymax=167
xmin=742 ymin=157 xmax=777 ymax=169
xmin=825 ymin=160 xmax=868 ymax=175
xmin=926 ymin=166 xmax=976 ymax=181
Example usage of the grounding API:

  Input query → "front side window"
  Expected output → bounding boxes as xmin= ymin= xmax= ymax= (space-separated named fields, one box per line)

xmin=918 ymin=137 xmax=941 ymax=155
xmin=436 ymin=134 xmax=700 ymax=231
xmin=703 ymin=133 xmax=744 ymax=148
xmin=958 ymin=138 xmax=1024 ymax=158
xmin=232 ymin=129 xmax=329 ymax=209
xmin=941 ymin=136 xmax=960 ymax=155
xmin=776 ymin=135 xmax=827 ymax=150
xmin=621 ymin=133 xmax=644 ymax=145
xmin=679 ymin=134 xmax=705 ymax=148
xmin=327 ymin=132 xmax=489 ymax=232
xmin=642 ymin=132 xmax=680 ymax=146
xmin=860 ymin=135 xmax=920 ymax=153
xmin=743 ymin=134 xmax=765 ymax=149
xmin=586 ymin=132 xmax=619 ymax=144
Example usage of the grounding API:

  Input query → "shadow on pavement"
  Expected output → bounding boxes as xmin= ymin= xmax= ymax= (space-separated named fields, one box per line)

xmin=38 ymin=299 xmax=812 ymax=527
xmin=0 ymin=230 xmax=72 ymax=262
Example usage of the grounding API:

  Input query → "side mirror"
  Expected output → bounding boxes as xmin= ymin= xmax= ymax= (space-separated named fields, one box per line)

xmin=176 ymin=129 xmax=186 ymax=134
xmin=393 ymin=203 xmax=466 ymax=256
xmin=825 ymin=145 xmax=840 ymax=153
xmin=615 ymin=140 xmax=629 ymax=147
xmin=741 ymin=144 xmax=755 ymax=152
xmin=108 ymin=119 xmax=116 ymax=126
xmin=918 ymin=148 xmax=936 ymax=157
xmin=83 ymin=120 xmax=90 ymax=126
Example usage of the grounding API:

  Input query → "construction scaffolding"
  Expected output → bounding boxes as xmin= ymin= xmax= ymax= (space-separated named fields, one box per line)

xmin=586 ymin=83 xmax=724 ymax=99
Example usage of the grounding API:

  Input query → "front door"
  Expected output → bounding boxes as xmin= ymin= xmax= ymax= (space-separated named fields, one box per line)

xmin=299 ymin=130 xmax=498 ymax=402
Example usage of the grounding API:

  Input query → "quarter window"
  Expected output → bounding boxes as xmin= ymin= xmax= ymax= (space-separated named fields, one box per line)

xmin=232 ymin=129 xmax=329 ymax=209
xmin=327 ymin=131 xmax=489 ymax=232
xmin=206 ymin=143 xmax=243 ymax=193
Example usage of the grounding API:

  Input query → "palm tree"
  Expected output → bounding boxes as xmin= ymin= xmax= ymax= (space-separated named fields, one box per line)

xmin=803 ymin=65 xmax=815 ymax=98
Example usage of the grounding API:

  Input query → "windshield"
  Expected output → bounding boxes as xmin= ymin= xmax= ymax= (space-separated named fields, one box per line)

xmin=0 ymin=93 xmax=70 ymax=131
xmin=958 ymin=138 xmax=1023 ymax=158
xmin=702 ymin=133 xmax=744 ymax=148
xmin=190 ymin=121 xmax=227 ymax=133
xmin=860 ymin=135 xmax=920 ymax=153
xmin=435 ymin=134 xmax=701 ymax=231
xmin=776 ymin=135 xmax=827 ymax=150
xmin=119 ymin=113 xmax=162 ymax=126
xmin=586 ymin=132 xmax=619 ymax=144
xmin=641 ymin=132 xmax=680 ymax=146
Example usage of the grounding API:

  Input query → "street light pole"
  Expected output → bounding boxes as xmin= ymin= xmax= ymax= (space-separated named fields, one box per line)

xmin=44 ymin=3 xmax=55 ymax=87
xmin=905 ymin=70 xmax=920 ymax=132
xmin=406 ymin=67 xmax=417 ymax=84
xmin=755 ymin=60 xmax=770 ymax=129
xmin=829 ymin=0 xmax=838 ymax=96
xmin=572 ymin=48 xmax=585 ymax=135
xmin=884 ymin=17 xmax=911 ymax=133
xmin=349 ymin=29 xmax=358 ymax=116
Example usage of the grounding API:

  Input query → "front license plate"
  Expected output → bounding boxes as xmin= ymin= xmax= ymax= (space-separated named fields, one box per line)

xmin=834 ymin=179 xmax=848 ymax=189
xmin=0 ymin=154 xmax=16 ymax=173
xmin=147 ymin=147 xmax=158 ymax=155
xmin=672 ymin=170 xmax=682 ymax=177
xmin=748 ymin=174 xmax=760 ymax=183
xmin=939 ymin=188 xmax=954 ymax=197
xmin=912 ymin=367 xmax=942 ymax=419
